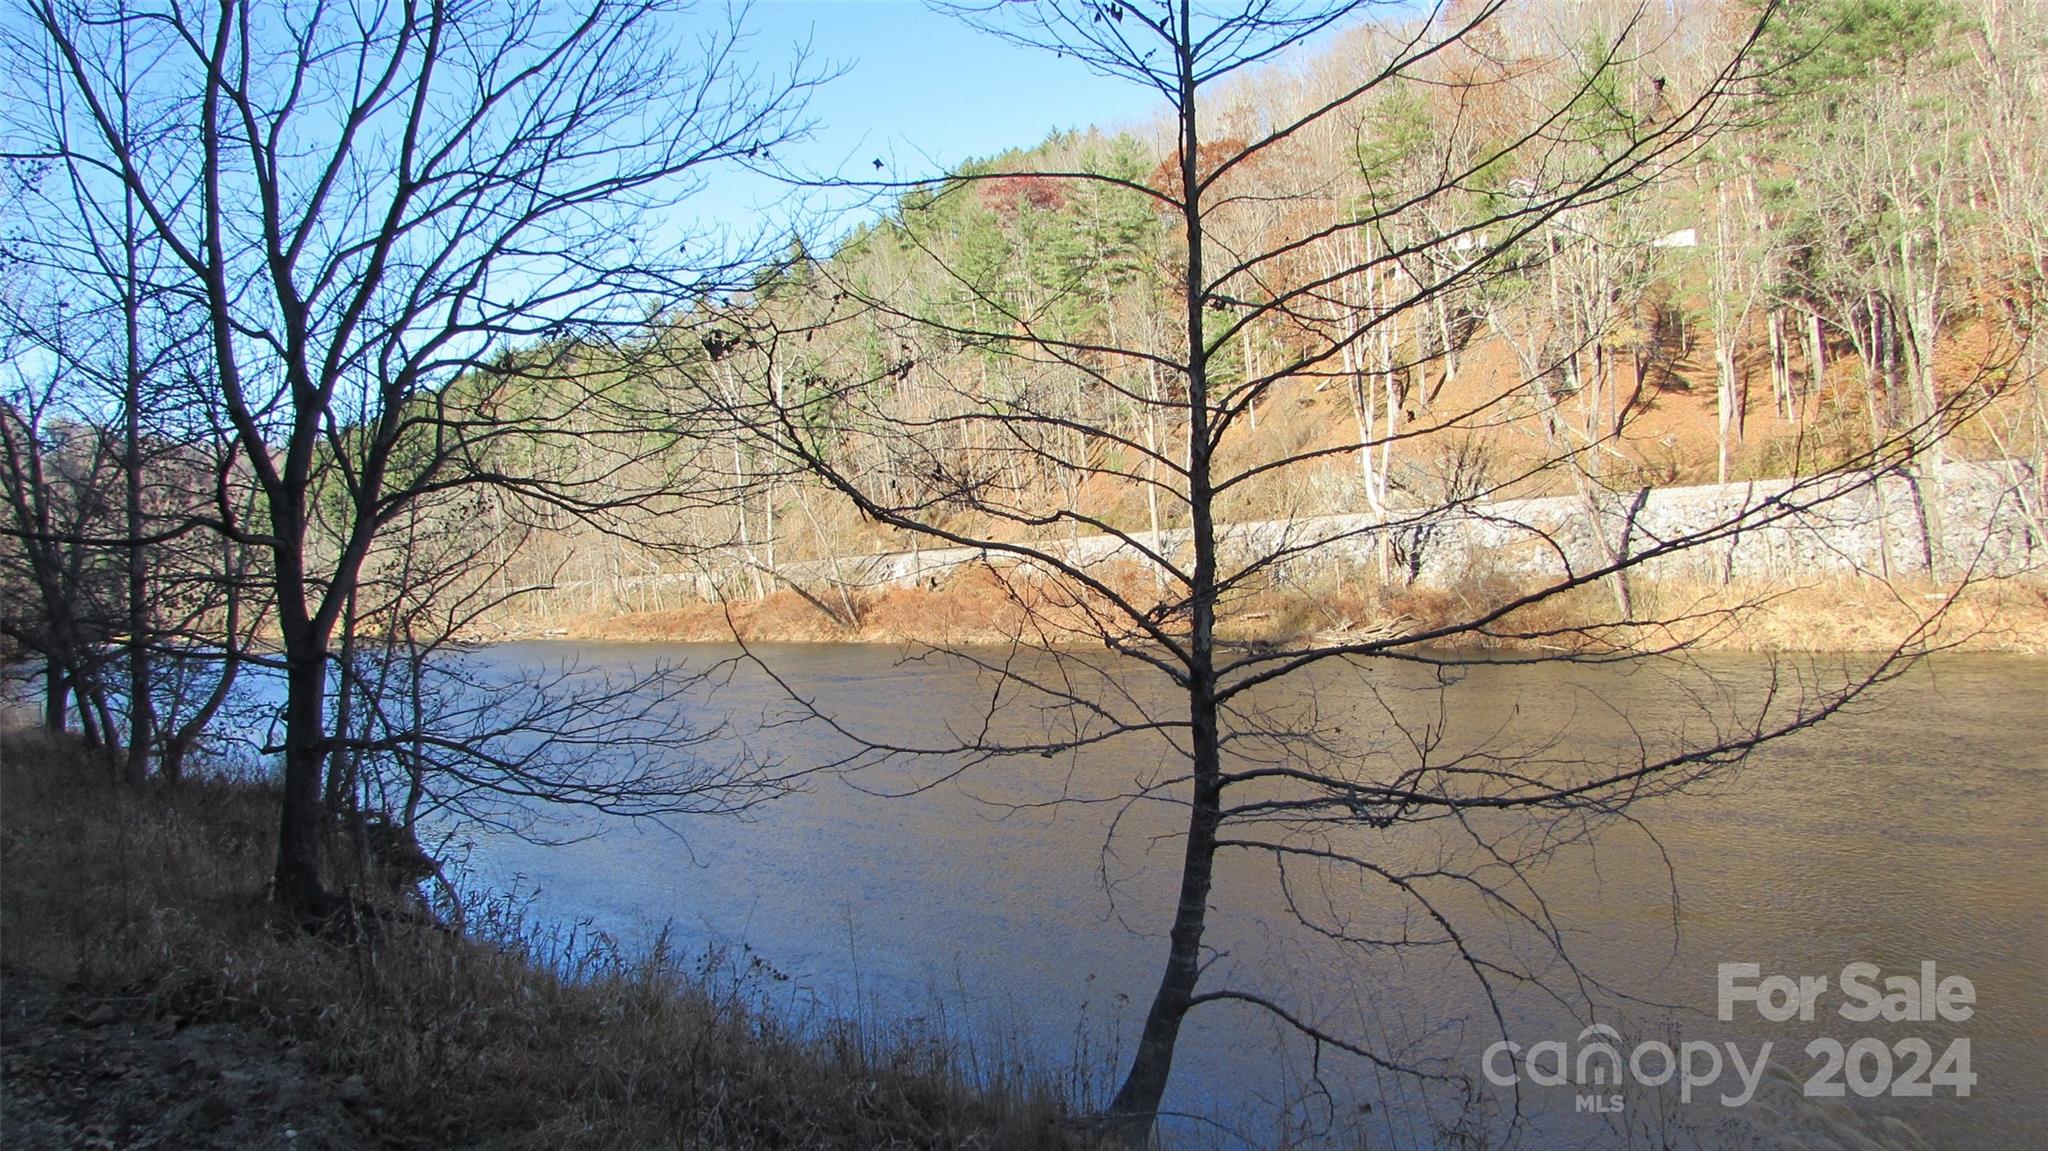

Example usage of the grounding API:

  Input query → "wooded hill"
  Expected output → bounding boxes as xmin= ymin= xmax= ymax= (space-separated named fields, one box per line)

xmin=8 ymin=0 xmax=2040 ymax=649
xmin=479 ymin=0 xmax=2045 ymax=618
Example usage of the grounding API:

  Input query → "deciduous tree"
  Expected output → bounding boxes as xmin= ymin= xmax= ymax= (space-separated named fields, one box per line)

xmin=725 ymin=0 xmax=1996 ymax=1140
xmin=10 ymin=0 xmax=820 ymax=920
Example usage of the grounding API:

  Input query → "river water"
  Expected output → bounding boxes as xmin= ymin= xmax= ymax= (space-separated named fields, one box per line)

xmin=423 ymin=644 xmax=2043 ymax=1149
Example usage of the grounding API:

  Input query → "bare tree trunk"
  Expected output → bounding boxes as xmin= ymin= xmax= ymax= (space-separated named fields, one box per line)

xmin=733 ymin=442 xmax=766 ymax=599
xmin=1109 ymin=40 xmax=1222 ymax=1136
xmin=1806 ymin=309 xmax=1825 ymax=402
xmin=1896 ymin=232 xmax=1948 ymax=576
xmin=1244 ymin=324 xmax=1259 ymax=430
xmin=44 ymin=664 xmax=66 ymax=733
xmin=121 ymin=180 xmax=152 ymax=786
xmin=276 ymin=635 xmax=332 ymax=921
xmin=795 ymin=487 xmax=861 ymax=627
xmin=1142 ymin=335 xmax=1168 ymax=589
xmin=1768 ymin=306 xmax=1792 ymax=420
xmin=161 ymin=616 xmax=240 ymax=788
xmin=1843 ymin=301 xmax=1901 ymax=578
xmin=1717 ymin=341 xmax=1737 ymax=484
xmin=325 ymin=588 xmax=359 ymax=817
xmin=76 ymin=685 xmax=102 ymax=749
xmin=1879 ymin=301 xmax=1900 ymax=425
xmin=1109 ymin=303 xmax=1170 ymax=590
xmin=1107 ymin=714 xmax=1221 ymax=1138
xmin=1436 ymin=294 xmax=1458 ymax=384
xmin=762 ymin=483 xmax=777 ymax=593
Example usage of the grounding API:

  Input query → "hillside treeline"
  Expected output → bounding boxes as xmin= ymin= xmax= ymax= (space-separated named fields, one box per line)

xmin=526 ymin=0 xmax=2047 ymax=613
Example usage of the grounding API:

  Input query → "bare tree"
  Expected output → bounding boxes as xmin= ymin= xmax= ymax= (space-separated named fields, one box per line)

xmin=0 ymin=326 xmax=124 ymax=743
xmin=702 ymin=0 xmax=2007 ymax=1141
xmin=9 ymin=0 xmax=821 ymax=920
xmin=1759 ymin=0 xmax=2048 ymax=582
xmin=0 ymin=264 xmax=270 ymax=781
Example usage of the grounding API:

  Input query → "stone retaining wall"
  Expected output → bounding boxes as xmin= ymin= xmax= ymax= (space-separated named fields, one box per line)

xmin=768 ymin=461 xmax=2041 ymax=594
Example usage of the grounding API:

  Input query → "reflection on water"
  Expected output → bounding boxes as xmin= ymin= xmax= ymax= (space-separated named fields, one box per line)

xmin=436 ymin=645 xmax=2043 ymax=1149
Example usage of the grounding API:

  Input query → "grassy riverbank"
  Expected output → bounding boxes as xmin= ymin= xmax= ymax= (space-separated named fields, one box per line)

xmin=0 ymin=731 xmax=1089 ymax=1150
xmin=508 ymin=572 xmax=2048 ymax=654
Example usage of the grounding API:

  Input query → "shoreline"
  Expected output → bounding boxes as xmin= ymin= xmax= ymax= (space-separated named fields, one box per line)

xmin=0 ymin=732 xmax=1092 ymax=1150
xmin=475 ymin=573 xmax=2048 ymax=656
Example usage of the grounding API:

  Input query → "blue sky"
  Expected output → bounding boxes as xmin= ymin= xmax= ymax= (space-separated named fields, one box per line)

xmin=688 ymin=1 xmax=1172 ymax=238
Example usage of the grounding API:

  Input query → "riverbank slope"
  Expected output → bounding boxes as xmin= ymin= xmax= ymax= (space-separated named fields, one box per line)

xmin=502 ymin=572 xmax=2048 ymax=654
xmin=0 ymin=732 xmax=1085 ymax=1150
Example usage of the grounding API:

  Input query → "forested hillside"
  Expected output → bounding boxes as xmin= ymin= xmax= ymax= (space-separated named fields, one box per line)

xmin=11 ymin=0 xmax=2041 ymax=652
xmin=479 ymin=0 xmax=2046 ymax=624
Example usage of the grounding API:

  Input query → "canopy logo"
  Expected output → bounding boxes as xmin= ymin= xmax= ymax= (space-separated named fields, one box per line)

xmin=1482 ymin=1025 xmax=1772 ymax=1109
xmin=1481 ymin=961 xmax=1977 ymax=1114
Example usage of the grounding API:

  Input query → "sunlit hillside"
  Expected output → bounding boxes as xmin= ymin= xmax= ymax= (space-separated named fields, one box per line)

xmin=458 ymin=0 xmax=2043 ymax=634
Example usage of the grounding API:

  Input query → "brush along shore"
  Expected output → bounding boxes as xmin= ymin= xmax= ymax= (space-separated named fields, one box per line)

xmin=0 ymin=732 xmax=1095 ymax=1150
xmin=494 ymin=570 xmax=2048 ymax=655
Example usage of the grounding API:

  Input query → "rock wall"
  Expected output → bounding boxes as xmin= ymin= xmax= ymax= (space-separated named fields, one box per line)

xmin=773 ymin=461 xmax=2042 ymax=594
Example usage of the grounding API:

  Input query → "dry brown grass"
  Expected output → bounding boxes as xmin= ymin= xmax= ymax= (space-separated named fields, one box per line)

xmin=0 ymin=732 xmax=1094 ymax=1149
xmin=527 ymin=565 xmax=2048 ymax=657
xmin=1259 ymin=572 xmax=2048 ymax=654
